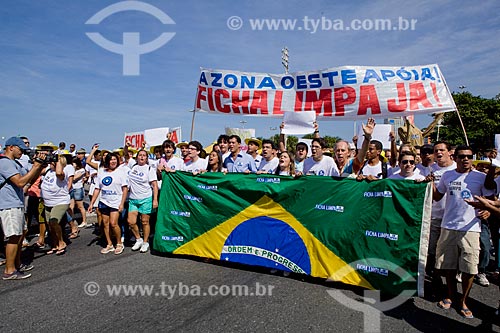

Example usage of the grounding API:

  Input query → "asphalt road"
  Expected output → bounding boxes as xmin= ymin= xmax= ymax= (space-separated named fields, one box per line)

xmin=1 ymin=218 xmax=500 ymax=333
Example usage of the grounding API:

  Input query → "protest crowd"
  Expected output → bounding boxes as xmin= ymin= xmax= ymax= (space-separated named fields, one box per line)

xmin=2 ymin=117 xmax=500 ymax=321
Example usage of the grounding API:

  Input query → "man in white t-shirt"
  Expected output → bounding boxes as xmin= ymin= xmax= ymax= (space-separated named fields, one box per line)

xmin=157 ymin=140 xmax=184 ymax=177
xmin=433 ymin=145 xmax=494 ymax=318
xmin=423 ymin=141 xmax=456 ymax=293
xmin=258 ymin=140 xmax=279 ymax=174
xmin=358 ymin=140 xmax=391 ymax=180
xmin=182 ymin=141 xmax=208 ymax=174
xmin=416 ymin=144 xmax=435 ymax=177
xmin=303 ymin=138 xmax=339 ymax=177
xmin=388 ymin=151 xmax=425 ymax=180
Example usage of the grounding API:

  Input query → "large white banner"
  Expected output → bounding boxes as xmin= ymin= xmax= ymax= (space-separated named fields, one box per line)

xmin=194 ymin=65 xmax=455 ymax=120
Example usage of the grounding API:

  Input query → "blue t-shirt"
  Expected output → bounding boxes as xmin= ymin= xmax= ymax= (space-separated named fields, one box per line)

xmin=0 ymin=157 xmax=26 ymax=209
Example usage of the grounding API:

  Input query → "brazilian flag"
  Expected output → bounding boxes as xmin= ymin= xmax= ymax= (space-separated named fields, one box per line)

xmin=154 ymin=172 xmax=431 ymax=296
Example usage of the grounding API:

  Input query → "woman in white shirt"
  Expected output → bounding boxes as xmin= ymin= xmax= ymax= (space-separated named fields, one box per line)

xmin=128 ymin=149 xmax=158 ymax=253
xmin=40 ymin=155 xmax=74 ymax=255
xmin=88 ymin=152 xmax=128 ymax=255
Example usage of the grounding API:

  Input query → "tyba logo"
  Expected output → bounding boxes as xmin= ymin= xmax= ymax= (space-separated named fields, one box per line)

xmin=85 ymin=1 xmax=176 ymax=75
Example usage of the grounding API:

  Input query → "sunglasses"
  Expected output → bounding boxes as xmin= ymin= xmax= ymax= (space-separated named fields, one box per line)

xmin=457 ymin=154 xmax=473 ymax=160
xmin=421 ymin=149 xmax=433 ymax=155
xmin=401 ymin=160 xmax=415 ymax=165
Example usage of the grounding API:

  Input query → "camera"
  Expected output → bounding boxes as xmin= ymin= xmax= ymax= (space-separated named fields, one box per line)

xmin=45 ymin=153 xmax=58 ymax=163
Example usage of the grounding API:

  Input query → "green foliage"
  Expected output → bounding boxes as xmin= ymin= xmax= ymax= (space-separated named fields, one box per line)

xmin=428 ymin=91 xmax=500 ymax=151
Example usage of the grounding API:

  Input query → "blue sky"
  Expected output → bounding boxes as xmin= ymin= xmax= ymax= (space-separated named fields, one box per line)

xmin=1 ymin=0 xmax=499 ymax=151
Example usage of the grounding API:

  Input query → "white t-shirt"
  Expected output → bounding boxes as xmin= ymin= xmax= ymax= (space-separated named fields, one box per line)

xmin=258 ymin=157 xmax=279 ymax=174
xmin=437 ymin=169 xmax=495 ymax=232
xmin=360 ymin=161 xmax=391 ymax=179
xmin=430 ymin=162 xmax=457 ymax=219
xmin=128 ymin=164 xmax=157 ymax=200
xmin=159 ymin=156 xmax=184 ymax=171
xmin=388 ymin=173 xmax=425 ymax=180
xmin=416 ymin=163 xmax=434 ymax=177
xmin=40 ymin=165 xmax=74 ymax=206
xmin=96 ymin=168 xmax=129 ymax=209
xmin=182 ymin=158 xmax=208 ymax=173
xmin=303 ymin=156 xmax=339 ymax=176
xmin=73 ymin=168 xmax=86 ymax=189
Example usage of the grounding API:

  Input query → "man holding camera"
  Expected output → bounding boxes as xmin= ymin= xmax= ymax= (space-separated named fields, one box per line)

xmin=0 ymin=137 xmax=46 ymax=280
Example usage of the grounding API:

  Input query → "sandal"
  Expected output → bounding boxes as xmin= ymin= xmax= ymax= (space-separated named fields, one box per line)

xmin=56 ymin=247 xmax=67 ymax=255
xmin=437 ymin=299 xmax=452 ymax=310
xmin=69 ymin=230 xmax=80 ymax=239
xmin=114 ymin=244 xmax=124 ymax=255
xmin=460 ymin=307 xmax=474 ymax=319
xmin=100 ymin=245 xmax=115 ymax=254
xmin=46 ymin=248 xmax=57 ymax=255
xmin=33 ymin=242 xmax=46 ymax=249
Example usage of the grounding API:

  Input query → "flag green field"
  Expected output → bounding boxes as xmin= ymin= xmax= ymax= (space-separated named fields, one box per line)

xmin=153 ymin=172 xmax=431 ymax=296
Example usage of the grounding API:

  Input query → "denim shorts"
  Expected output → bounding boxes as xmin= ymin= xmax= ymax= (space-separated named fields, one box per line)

xmin=98 ymin=202 xmax=118 ymax=215
xmin=70 ymin=188 xmax=84 ymax=201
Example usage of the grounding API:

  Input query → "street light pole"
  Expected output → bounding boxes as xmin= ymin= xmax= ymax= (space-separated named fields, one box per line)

xmin=189 ymin=109 xmax=196 ymax=141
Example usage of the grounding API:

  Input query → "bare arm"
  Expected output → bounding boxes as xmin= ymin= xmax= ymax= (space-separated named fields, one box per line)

xmin=353 ymin=118 xmax=375 ymax=172
xmin=7 ymin=156 xmax=46 ymax=188
xmin=278 ymin=122 xmax=286 ymax=152
xmin=151 ymin=180 xmax=159 ymax=209
xmin=86 ymin=144 xmax=100 ymax=170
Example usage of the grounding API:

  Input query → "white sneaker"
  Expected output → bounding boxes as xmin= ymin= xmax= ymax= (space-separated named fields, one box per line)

xmin=140 ymin=242 xmax=150 ymax=253
xmin=131 ymin=238 xmax=143 ymax=251
xmin=78 ymin=222 xmax=87 ymax=228
xmin=476 ymin=273 xmax=490 ymax=286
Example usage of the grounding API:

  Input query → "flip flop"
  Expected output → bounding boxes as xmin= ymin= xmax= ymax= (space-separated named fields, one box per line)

xmin=56 ymin=247 xmax=67 ymax=256
xmin=46 ymin=248 xmax=57 ymax=255
xmin=460 ymin=307 xmax=474 ymax=319
xmin=438 ymin=299 xmax=452 ymax=310
xmin=69 ymin=230 xmax=80 ymax=239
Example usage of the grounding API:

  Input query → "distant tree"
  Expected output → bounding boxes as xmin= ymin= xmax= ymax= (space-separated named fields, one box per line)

xmin=302 ymin=134 xmax=342 ymax=148
xmin=428 ymin=91 xmax=500 ymax=151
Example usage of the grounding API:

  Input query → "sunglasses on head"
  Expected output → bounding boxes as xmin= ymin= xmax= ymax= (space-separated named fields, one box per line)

xmin=401 ymin=159 xmax=415 ymax=165
xmin=457 ymin=154 xmax=473 ymax=160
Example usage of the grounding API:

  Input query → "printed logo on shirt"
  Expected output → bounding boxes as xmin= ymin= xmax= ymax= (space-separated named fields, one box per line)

xmin=102 ymin=176 xmax=113 ymax=186
xmin=318 ymin=170 xmax=325 ymax=176
xmin=461 ymin=189 xmax=472 ymax=200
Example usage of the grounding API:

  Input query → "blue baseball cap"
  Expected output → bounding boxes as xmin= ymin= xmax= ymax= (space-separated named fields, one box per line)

xmin=5 ymin=137 xmax=27 ymax=151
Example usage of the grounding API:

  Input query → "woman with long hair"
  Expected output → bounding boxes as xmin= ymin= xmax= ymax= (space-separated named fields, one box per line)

xmin=275 ymin=151 xmax=295 ymax=176
xmin=128 ymin=149 xmax=158 ymax=253
xmin=88 ymin=152 xmax=128 ymax=255
xmin=207 ymin=150 xmax=223 ymax=172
